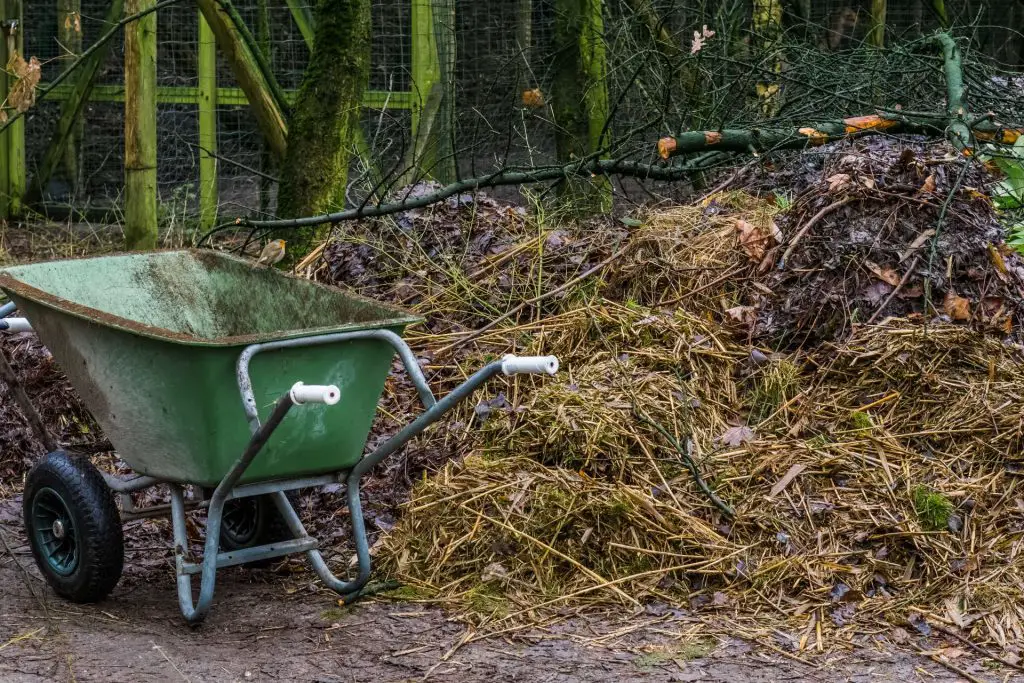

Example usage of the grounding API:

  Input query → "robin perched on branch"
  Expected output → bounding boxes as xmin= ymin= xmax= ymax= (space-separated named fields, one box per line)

xmin=253 ymin=239 xmax=286 ymax=268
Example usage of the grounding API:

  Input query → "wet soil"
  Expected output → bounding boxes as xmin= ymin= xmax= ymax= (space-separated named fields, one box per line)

xmin=0 ymin=500 xmax=1018 ymax=683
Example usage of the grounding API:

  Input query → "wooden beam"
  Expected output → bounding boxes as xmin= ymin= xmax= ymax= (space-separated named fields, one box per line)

xmin=28 ymin=0 xmax=124 ymax=204
xmin=410 ymin=0 xmax=455 ymax=183
xmin=283 ymin=0 xmax=314 ymax=47
xmin=39 ymin=82 xmax=412 ymax=109
xmin=124 ymin=0 xmax=158 ymax=250
xmin=196 ymin=0 xmax=287 ymax=162
xmin=198 ymin=12 xmax=217 ymax=231
xmin=1 ymin=1 xmax=26 ymax=219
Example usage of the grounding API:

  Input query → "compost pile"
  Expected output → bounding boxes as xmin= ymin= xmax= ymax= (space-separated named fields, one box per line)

xmin=2 ymin=136 xmax=1024 ymax=647
xmin=0 ymin=333 xmax=103 ymax=483
xmin=319 ymin=138 xmax=1024 ymax=647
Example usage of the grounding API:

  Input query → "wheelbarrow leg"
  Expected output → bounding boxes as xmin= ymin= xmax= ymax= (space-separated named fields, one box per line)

xmin=268 ymin=471 xmax=372 ymax=598
xmin=170 ymin=484 xmax=229 ymax=624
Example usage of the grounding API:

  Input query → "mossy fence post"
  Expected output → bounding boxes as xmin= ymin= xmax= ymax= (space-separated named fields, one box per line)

xmin=124 ymin=0 xmax=158 ymax=250
xmin=0 ymin=0 xmax=26 ymax=219
xmin=410 ymin=0 xmax=455 ymax=184
xmin=57 ymin=0 xmax=83 ymax=191
xmin=198 ymin=12 xmax=218 ymax=231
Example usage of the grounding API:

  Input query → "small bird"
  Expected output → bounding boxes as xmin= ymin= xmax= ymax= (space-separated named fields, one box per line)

xmin=253 ymin=239 xmax=286 ymax=268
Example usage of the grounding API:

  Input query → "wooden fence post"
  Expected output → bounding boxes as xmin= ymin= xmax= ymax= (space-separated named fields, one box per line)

xmin=198 ymin=12 xmax=218 ymax=231
xmin=0 ymin=0 xmax=26 ymax=219
xmin=124 ymin=0 xmax=158 ymax=249
xmin=410 ymin=0 xmax=455 ymax=183
xmin=58 ymin=0 xmax=83 ymax=190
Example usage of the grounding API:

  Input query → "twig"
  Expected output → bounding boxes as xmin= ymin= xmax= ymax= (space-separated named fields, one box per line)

xmin=910 ymin=642 xmax=991 ymax=683
xmin=433 ymin=246 xmax=627 ymax=356
xmin=655 ymin=265 xmax=745 ymax=308
xmin=696 ymin=157 xmax=760 ymax=204
xmin=779 ymin=197 xmax=856 ymax=268
xmin=0 ymin=0 xmax=190 ymax=134
xmin=0 ymin=526 xmax=52 ymax=625
xmin=866 ymin=255 xmax=920 ymax=325
xmin=632 ymin=408 xmax=735 ymax=518
xmin=932 ymin=623 xmax=1024 ymax=673
xmin=463 ymin=506 xmax=640 ymax=606
xmin=0 ymin=346 xmax=58 ymax=453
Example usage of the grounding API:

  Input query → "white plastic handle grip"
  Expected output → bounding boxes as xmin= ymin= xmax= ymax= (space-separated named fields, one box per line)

xmin=289 ymin=382 xmax=341 ymax=406
xmin=0 ymin=317 xmax=32 ymax=333
xmin=501 ymin=355 xmax=560 ymax=376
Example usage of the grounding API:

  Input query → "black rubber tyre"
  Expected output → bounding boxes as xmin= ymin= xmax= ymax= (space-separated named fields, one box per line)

xmin=216 ymin=493 xmax=296 ymax=568
xmin=23 ymin=451 xmax=124 ymax=603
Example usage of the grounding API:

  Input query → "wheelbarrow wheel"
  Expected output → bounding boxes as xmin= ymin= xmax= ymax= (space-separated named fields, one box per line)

xmin=23 ymin=451 xmax=124 ymax=603
xmin=215 ymin=493 xmax=296 ymax=568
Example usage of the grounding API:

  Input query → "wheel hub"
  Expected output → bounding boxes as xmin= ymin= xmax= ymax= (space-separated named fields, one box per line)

xmin=51 ymin=519 xmax=66 ymax=540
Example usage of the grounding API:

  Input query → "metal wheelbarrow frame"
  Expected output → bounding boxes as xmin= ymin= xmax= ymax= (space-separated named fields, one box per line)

xmin=0 ymin=253 xmax=559 ymax=624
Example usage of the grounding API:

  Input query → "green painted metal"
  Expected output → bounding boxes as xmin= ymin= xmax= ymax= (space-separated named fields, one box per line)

xmin=31 ymin=487 xmax=79 ymax=576
xmin=0 ymin=250 xmax=421 ymax=486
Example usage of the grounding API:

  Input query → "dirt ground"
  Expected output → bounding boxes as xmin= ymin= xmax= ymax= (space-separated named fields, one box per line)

xmin=0 ymin=502 xmax=1019 ymax=683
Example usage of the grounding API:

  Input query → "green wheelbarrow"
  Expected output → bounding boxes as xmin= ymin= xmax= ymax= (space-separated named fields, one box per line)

xmin=0 ymin=249 xmax=558 ymax=624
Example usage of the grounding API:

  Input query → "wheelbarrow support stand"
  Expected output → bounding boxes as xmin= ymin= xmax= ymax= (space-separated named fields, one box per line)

xmin=171 ymin=328 xmax=558 ymax=624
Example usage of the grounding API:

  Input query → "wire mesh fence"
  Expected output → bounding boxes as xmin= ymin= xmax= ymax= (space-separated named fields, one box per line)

xmin=12 ymin=0 xmax=1024 ymax=227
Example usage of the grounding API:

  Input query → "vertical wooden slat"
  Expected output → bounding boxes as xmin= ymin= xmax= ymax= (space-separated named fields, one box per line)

xmin=869 ymin=0 xmax=887 ymax=48
xmin=198 ymin=12 xmax=218 ymax=231
xmin=58 ymin=0 xmax=83 ymax=189
xmin=410 ymin=0 xmax=455 ymax=183
xmin=1 ymin=0 xmax=26 ymax=219
xmin=29 ymin=0 xmax=124 ymax=203
xmin=124 ymin=0 xmax=158 ymax=249
xmin=410 ymin=0 xmax=439 ymax=142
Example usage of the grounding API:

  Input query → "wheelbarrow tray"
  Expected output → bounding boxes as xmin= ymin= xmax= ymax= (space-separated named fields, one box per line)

xmin=0 ymin=249 xmax=421 ymax=486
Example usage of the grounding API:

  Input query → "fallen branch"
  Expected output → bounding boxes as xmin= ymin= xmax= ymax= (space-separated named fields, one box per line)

xmin=200 ymin=156 xmax=730 ymax=241
xmin=780 ymin=197 xmax=857 ymax=268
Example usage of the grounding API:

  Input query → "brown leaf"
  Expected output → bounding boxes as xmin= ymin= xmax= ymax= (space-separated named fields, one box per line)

xmin=900 ymin=229 xmax=935 ymax=262
xmin=704 ymin=131 xmax=722 ymax=145
xmin=0 ymin=109 xmax=7 ymax=124
xmin=724 ymin=305 xmax=758 ymax=327
xmin=734 ymin=219 xmax=768 ymax=260
xmin=865 ymin=261 xmax=901 ymax=287
xmin=943 ymin=291 xmax=971 ymax=321
xmin=769 ymin=464 xmax=806 ymax=498
xmin=720 ymin=425 xmax=755 ymax=447
xmin=769 ymin=221 xmax=783 ymax=243
xmin=521 ymin=88 xmax=545 ymax=108
xmin=919 ymin=173 xmax=937 ymax=194
xmin=826 ymin=173 xmax=851 ymax=192
xmin=860 ymin=176 xmax=876 ymax=189
xmin=6 ymin=52 xmax=41 ymax=114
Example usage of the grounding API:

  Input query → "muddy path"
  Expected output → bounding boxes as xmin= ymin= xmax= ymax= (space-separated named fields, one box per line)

xmin=0 ymin=508 xmax=1019 ymax=683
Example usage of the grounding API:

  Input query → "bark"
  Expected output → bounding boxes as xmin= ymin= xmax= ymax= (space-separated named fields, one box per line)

xmin=57 ymin=0 xmax=83 ymax=190
xmin=276 ymin=0 xmax=371 ymax=251
xmin=552 ymin=0 xmax=611 ymax=214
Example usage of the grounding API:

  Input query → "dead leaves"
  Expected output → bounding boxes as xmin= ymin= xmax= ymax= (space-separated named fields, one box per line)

xmin=4 ymin=51 xmax=41 ymax=115
xmin=919 ymin=173 xmax=937 ymax=195
xmin=521 ymin=88 xmax=544 ymax=109
xmin=733 ymin=218 xmax=781 ymax=261
xmin=826 ymin=173 xmax=851 ymax=193
xmin=63 ymin=12 xmax=82 ymax=34
xmin=719 ymin=425 xmax=755 ymax=447
xmin=943 ymin=291 xmax=971 ymax=321
xmin=725 ymin=305 xmax=758 ymax=327
xmin=865 ymin=261 xmax=901 ymax=287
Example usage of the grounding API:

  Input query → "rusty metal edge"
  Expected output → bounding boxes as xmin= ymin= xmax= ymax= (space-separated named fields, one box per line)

xmin=0 ymin=248 xmax=423 ymax=347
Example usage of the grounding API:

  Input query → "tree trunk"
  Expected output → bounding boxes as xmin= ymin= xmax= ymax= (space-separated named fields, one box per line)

xmin=552 ymin=0 xmax=611 ymax=215
xmin=276 ymin=0 xmax=371 ymax=252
